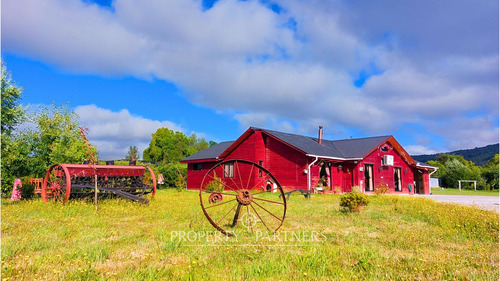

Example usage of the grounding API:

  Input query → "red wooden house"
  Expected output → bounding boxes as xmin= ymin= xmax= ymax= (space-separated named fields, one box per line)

xmin=181 ymin=127 xmax=436 ymax=194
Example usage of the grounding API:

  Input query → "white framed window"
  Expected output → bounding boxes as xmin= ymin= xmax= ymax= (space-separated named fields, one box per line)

xmin=224 ymin=162 xmax=234 ymax=178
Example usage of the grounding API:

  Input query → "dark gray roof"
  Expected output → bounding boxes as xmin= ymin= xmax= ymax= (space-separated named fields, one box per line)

xmin=331 ymin=136 xmax=391 ymax=158
xmin=181 ymin=141 xmax=234 ymax=162
xmin=183 ymin=128 xmax=393 ymax=162
xmin=260 ymin=128 xmax=345 ymax=158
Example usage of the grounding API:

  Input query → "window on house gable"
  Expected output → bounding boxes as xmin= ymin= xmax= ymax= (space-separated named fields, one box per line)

xmin=224 ymin=162 xmax=234 ymax=178
xmin=193 ymin=163 xmax=202 ymax=171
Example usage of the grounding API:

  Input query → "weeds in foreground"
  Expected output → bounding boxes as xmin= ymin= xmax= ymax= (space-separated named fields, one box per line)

xmin=1 ymin=190 xmax=498 ymax=280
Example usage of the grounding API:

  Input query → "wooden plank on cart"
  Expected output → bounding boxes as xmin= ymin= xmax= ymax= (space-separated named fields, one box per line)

xmin=98 ymin=187 xmax=149 ymax=204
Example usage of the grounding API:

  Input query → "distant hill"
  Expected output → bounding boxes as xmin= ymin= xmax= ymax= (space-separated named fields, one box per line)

xmin=412 ymin=143 xmax=499 ymax=166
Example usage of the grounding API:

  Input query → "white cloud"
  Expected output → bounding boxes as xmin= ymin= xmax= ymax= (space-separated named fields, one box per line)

xmin=75 ymin=104 xmax=184 ymax=159
xmin=3 ymin=0 xmax=498 ymax=152
xmin=405 ymin=145 xmax=441 ymax=156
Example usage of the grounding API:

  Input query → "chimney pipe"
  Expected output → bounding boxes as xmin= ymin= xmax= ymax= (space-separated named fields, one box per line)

xmin=318 ymin=126 xmax=323 ymax=144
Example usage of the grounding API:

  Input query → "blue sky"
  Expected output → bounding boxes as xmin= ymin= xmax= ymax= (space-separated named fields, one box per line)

xmin=2 ymin=0 xmax=498 ymax=159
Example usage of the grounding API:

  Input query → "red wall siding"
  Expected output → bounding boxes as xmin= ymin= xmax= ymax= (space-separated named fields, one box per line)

xmin=356 ymin=142 xmax=415 ymax=194
xmin=224 ymin=131 xmax=309 ymax=190
xmin=186 ymin=161 xmax=219 ymax=190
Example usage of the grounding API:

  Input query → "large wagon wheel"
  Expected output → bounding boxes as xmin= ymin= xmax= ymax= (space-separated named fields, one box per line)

xmin=200 ymin=160 xmax=287 ymax=236
xmin=42 ymin=164 xmax=71 ymax=203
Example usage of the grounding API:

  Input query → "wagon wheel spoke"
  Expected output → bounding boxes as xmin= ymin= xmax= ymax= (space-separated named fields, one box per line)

xmin=245 ymin=164 xmax=254 ymax=189
xmin=250 ymin=173 xmax=272 ymax=191
xmin=200 ymin=160 xmax=286 ymax=236
xmin=252 ymin=200 xmax=283 ymax=222
xmin=217 ymin=203 xmax=240 ymax=225
xmin=249 ymin=203 xmax=271 ymax=232
xmin=235 ymin=161 xmax=245 ymax=191
xmin=43 ymin=165 xmax=70 ymax=203
xmin=206 ymin=174 xmax=238 ymax=192
xmin=204 ymin=198 xmax=237 ymax=209
xmin=246 ymin=205 xmax=254 ymax=233
xmin=225 ymin=163 xmax=244 ymax=190
xmin=201 ymin=190 xmax=238 ymax=196
xmin=252 ymin=197 xmax=285 ymax=205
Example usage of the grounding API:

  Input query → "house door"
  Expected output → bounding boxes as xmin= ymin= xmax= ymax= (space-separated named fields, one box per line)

xmin=414 ymin=170 xmax=424 ymax=194
xmin=343 ymin=168 xmax=352 ymax=192
xmin=319 ymin=162 xmax=331 ymax=189
xmin=364 ymin=164 xmax=374 ymax=192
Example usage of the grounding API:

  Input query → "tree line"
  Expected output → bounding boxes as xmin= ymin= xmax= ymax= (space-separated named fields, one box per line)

xmin=427 ymin=153 xmax=499 ymax=190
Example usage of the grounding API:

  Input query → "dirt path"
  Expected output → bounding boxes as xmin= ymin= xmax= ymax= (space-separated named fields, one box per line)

xmin=418 ymin=195 xmax=499 ymax=212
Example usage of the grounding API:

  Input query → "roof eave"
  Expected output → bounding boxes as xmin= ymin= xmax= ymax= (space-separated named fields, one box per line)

xmin=305 ymin=154 xmax=363 ymax=161
xmin=180 ymin=157 xmax=220 ymax=163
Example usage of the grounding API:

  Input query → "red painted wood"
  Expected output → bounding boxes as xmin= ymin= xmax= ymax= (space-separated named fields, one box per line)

xmin=61 ymin=164 xmax=145 ymax=177
xmin=184 ymin=129 xmax=432 ymax=194
xmin=356 ymin=142 xmax=416 ymax=194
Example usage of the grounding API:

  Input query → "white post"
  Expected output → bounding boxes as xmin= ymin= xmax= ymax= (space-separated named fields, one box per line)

xmin=458 ymin=180 xmax=461 ymax=191
xmin=474 ymin=181 xmax=477 ymax=191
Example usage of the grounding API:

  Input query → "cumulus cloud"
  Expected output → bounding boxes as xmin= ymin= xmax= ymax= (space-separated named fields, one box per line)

xmin=3 ymin=0 xmax=498 ymax=151
xmin=75 ymin=104 xmax=184 ymax=159
xmin=404 ymin=145 xmax=441 ymax=156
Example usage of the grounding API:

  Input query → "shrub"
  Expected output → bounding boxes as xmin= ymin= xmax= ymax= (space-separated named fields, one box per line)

xmin=20 ymin=177 xmax=35 ymax=200
xmin=374 ymin=183 xmax=388 ymax=195
xmin=204 ymin=172 xmax=224 ymax=192
xmin=340 ymin=192 xmax=369 ymax=212
xmin=175 ymin=173 xmax=186 ymax=192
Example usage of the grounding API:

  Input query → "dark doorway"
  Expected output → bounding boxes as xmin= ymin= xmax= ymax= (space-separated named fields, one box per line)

xmin=364 ymin=164 xmax=374 ymax=192
xmin=394 ymin=167 xmax=402 ymax=192
xmin=414 ymin=170 xmax=424 ymax=194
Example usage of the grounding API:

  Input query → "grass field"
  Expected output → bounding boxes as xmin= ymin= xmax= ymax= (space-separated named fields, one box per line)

xmin=431 ymin=187 xmax=500 ymax=196
xmin=2 ymin=190 xmax=499 ymax=280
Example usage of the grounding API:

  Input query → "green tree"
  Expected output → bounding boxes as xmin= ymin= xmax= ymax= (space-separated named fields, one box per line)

xmin=482 ymin=154 xmax=499 ymax=190
xmin=187 ymin=133 xmax=209 ymax=156
xmin=143 ymin=128 xmax=212 ymax=163
xmin=1 ymin=64 xmax=25 ymax=136
xmin=1 ymin=104 xmax=97 ymax=196
xmin=125 ymin=145 xmax=140 ymax=161
xmin=1 ymin=65 xmax=27 ymax=195
xmin=427 ymin=160 xmax=446 ymax=178
xmin=430 ymin=154 xmax=483 ymax=189
xmin=156 ymin=162 xmax=187 ymax=188
xmin=143 ymin=128 xmax=189 ymax=163
xmin=29 ymin=104 xmax=96 ymax=176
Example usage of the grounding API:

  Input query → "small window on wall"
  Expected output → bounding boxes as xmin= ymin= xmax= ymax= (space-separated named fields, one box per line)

xmin=193 ymin=163 xmax=202 ymax=171
xmin=364 ymin=164 xmax=374 ymax=191
xmin=394 ymin=167 xmax=402 ymax=191
xmin=224 ymin=162 xmax=234 ymax=178
xmin=258 ymin=160 xmax=263 ymax=177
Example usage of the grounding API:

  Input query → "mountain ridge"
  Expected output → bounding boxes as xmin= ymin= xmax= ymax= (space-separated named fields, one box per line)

xmin=412 ymin=143 xmax=499 ymax=166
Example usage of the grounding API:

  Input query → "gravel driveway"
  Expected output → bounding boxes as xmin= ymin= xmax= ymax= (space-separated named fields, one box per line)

xmin=417 ymin=195 xmax=499 ymax=212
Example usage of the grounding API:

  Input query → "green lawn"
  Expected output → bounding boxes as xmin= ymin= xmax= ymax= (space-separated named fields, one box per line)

xmin=2 ymin=190 xmax=498 ymax=280
xmin=431 ymin=187 xmax=500 ymax=196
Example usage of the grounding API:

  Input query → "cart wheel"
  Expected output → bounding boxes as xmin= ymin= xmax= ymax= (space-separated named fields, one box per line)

xmin=42 ymin=164 xmax=71 ymax=203
xmin=143 ymin=166 xmax=157 ymax=197
xmin=199 ymin=160 xmax=287 ymax=236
